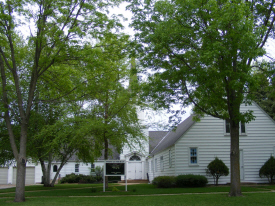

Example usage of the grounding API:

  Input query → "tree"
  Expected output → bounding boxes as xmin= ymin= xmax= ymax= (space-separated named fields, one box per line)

xmin=253 ymin=65 xmax=275 ymax=120
xmin=206 ymin=157 xmax=229 ymax=186
xmin=0 ymin=122 xmax=18 ymax=166
xmin=259 ymin=156 xmax=275 ymax=184
xmin=0 ymin=0 xmax=122 ymax=202
xmin=128 ymin=0 xmax=275 ymax=196
xmin=34 ymin=114 xmax=101 ymax=187
xmin=79 ymin=37 xmax=146 ymax=188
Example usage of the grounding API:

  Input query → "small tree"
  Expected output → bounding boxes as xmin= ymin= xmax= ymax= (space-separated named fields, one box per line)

xmin=206 ymin=157 xmax=229 ymax=186
xmin=94 ymin=166 xmax=104 ymax=182
xmin=259 ymin=156 xmax=275 ymax=184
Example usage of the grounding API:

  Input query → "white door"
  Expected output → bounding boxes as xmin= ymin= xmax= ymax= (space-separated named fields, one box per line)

xmin=128 ymin=162 xmax=142 ymax=179
xmin=0 ymin=168 xmax=8 ymax=184
xmin=240 ymin=150 xmax=244 ymax=180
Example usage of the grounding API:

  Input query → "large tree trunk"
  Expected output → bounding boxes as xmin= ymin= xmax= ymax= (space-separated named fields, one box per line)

xmin=40 ymin=152 xmax=53 ymax=187
xmin=50 ymin=158 xmax=68 ymax=187
xmin=14 ymin=159 xmax=26 ymax=202
xmin=14 ymin=125 xmax=28 ymax=202
xmin=104 ymin=137 xmax=109 ymax=189
xmin=229 ymin=120 xmax=242 ymax=196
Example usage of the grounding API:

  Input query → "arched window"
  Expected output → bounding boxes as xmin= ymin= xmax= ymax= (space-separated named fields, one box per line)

xmin=129 ymin=155 xmax=141 ymax=161
xmin=53 ymin=165 xmax=58 ymax=172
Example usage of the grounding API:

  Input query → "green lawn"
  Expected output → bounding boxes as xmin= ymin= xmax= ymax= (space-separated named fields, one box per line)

xmin=0 ymin=184 xmax=274 ymax=206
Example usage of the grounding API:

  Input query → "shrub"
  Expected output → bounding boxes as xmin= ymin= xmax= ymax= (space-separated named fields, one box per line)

xmin=152 ymin=176 xmax=176 ymax=188
xmin=176 ymin=174 xmax=208 ymax=187
xmin=112 ymin=187 xmax=120 ymax=192
xmin=60 ymin=173 xmax=96 ymax=184
xmin=206 ymin=157 xmax=229 ymax=185
xmin=259 ymin=156 xmax=275 ymax=184
xmin=94 ymin=166 xmax=103 ymax=181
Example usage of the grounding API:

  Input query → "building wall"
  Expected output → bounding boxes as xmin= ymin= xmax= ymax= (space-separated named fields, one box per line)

xmin=147 ymin=146 xmax=176 ymax=182
xmin=174 ymin=103 xmax=275 ymax=184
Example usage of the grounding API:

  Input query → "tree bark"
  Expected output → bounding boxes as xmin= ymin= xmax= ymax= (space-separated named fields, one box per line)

xmin=14 ymin=157 xmax=26 ymax=202
xmin=229 ymin=121 xmax=242 ymax=196
xmin=50 ymin=158 xmax=68 ymax=186
xmin=104 ymin=136 xmax=109 ymax=189
xmin=40 ymin=152 xmax=53 ymax=187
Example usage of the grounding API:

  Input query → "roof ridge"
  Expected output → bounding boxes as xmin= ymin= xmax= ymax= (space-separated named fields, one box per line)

xmin=150 ymin=115 xmax=195 ymax=155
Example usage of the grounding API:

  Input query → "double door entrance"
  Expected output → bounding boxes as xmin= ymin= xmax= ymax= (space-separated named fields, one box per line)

xmin=127 ymin=162 xmax=142 ymax=180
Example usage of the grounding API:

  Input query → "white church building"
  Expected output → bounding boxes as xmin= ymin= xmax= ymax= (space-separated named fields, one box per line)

xmin=1 ymin=102 xmax=275 ymax=185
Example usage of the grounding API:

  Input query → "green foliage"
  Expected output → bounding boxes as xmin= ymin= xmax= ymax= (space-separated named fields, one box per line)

xmin=206 ymin=157 xmax=229 ymax=185
xmin=0 ymin=122 xmax=18 ymax=165
xmin=112 ymin=187 xmax=120 ymax=192
xmin=129 ymin=0 xmax=275 ymax=196
xmin=176 ymin=175 xmax=208 ymax=188
xmin=60 ymin=173 xmax=96 ymax=184
xmin=152 ymin=175 xmax=207 ymax=188
xmin=0 ymin=0 xmax=126 ymax=201
xmin=259 ymin=156 xmax=275 ymax=184
xmin=253 ymin=66 xmax=275 ymax=120
xmin=152 ymin=176 xmax=176 ymax=188
xmin=94 ymin=166 xmax=103 ymax=182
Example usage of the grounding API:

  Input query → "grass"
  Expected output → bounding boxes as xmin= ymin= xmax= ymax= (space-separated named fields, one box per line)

xmin=0 ymin=183 xmax=274 ymax=206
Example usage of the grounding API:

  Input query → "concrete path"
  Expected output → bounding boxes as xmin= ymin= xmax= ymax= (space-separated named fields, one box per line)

xmin=0 ymin=184 xmax=16 ymax=189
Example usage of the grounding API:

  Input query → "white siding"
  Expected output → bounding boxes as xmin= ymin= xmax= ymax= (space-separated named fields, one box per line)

xmin=58 ymin=162 xmax=98 ymax=179
xmin=174 ymin=103 xmax=275 ymax=184
xmin=147 ymin=146 xmax=176 ymax=182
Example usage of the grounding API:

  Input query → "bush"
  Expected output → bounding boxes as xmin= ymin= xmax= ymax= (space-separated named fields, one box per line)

xmin=60 ymin=173 xmax=96 ymax=184
xmin=112 ymin=187 xmax=120 ymax=192
xmin=152 ymin=176 xmax=176 ymax=188
xmin=259 ymin=156 xmax=275 ymax=184
xmin=176 ymin=174 xmax=208 ymax=187
xmin=206 ymin=157 xmax=229 ymax=185
xmin=94 ymin=166 xmax=103 ymax=181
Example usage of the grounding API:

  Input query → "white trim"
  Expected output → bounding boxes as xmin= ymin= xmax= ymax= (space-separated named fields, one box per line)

xmin=189 ymin=147 xmax=199 ymax=166
xmin=224 ymin=120 xmax=247 ymax=136
xmin=169 ymin=149 xmax=172 ymax=168
xmin=160 ymin=156 xmax=164 ymax=172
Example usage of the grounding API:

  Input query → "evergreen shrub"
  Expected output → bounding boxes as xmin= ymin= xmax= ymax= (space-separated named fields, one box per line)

xmin=206 ymin=157 xmax=229 ymax=185
xmin=176 ymin=174 xmax=208 ymax=187
xmin=60 ymin=173 xmax=96 ymax=184
xmin=259 ymin=156 xmax=275 ymax=184
xmin=152 ymin=176 xmax=176 ymax=188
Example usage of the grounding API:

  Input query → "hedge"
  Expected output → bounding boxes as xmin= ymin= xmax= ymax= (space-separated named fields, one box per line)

xmin=152 ymin=174 xmax=208 ymax=188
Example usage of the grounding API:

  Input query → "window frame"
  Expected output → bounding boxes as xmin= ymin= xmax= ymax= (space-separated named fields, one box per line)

xmin=224 ymin=120 xmax=247 ymax=135
xmin=75 ymin=164 xmax=79 ymax=173
xmin=169 ymin=150 xmax=172 ymax=168
xmin=240 ymin=121 xmax=246 ymax=134
xmin=189 ymin=147 xmax=198 ymax=166
xmin=160 ymin=156 xmax=164 ymax=172
xmin=53 ymin=165 xmax=58 ymax=172
xmin=155 ymin=158 xmax=157 ymax=172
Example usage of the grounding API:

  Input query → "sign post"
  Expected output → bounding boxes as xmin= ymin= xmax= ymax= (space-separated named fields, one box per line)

xmin=104 ymin=160 xmax=126 ymax=192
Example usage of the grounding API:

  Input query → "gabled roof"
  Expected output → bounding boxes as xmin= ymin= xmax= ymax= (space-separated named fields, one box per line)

xmin=149 ymin=131 xmax=169 ymax=153
xmin=149 ymin=115 xmax=195 ymax=155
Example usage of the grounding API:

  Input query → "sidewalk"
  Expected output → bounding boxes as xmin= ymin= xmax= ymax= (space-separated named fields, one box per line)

xmin=0 ymin=184 xmax=16 ymax=189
